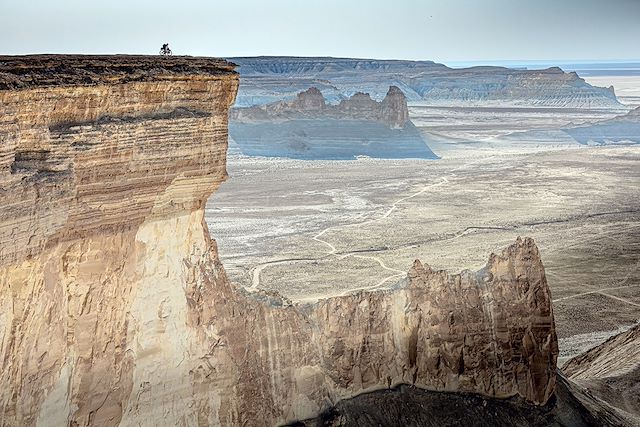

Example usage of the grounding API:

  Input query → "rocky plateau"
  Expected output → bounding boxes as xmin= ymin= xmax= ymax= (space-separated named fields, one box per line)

xmin=229 ymin=57 xmax=622 ymax=108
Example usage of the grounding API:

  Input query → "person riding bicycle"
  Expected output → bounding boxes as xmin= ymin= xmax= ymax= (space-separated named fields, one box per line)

xmin=160 ymin=43 xmax=172 ymax=56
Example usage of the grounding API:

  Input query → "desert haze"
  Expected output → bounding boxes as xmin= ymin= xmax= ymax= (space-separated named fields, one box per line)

xmin=1 ymin=1 xmax=640 ymax=426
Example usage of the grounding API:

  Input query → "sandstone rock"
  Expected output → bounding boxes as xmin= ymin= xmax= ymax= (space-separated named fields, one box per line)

xmin=336 ymin=91 xmax=379 ymax=117
xmin=380 ymin=85 xmax=409 ymax=128
xmin=1 ymin=56 xmax=557 ymax=426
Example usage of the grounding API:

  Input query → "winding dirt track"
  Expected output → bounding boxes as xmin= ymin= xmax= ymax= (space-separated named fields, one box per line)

xmin=553 ymin=259 xmax=640 ymax=308
xmin=248 ymin=159 xmax=640 ymax=302
xmin=249 ymin=157 xmax=492 ymax=292
xmin=250 ymin=177 xmax=448 ymax=290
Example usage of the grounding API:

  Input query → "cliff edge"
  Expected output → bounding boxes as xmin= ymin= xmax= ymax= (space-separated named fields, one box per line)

xmin=1 ymin=56 xmax=557 ymax=426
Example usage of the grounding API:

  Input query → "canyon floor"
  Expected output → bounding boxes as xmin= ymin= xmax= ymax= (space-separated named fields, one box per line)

xmin=207 ymin=104 xmax=640 ymax=367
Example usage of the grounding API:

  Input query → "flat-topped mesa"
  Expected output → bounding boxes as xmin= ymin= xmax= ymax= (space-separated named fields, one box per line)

xmin=230 ymin=57 xmax=623 ymax=108
xmin=230 ymin=85 xmax=411 ymax=128
xmin=1 ymin=56 xmax=557 ymax=426
xmin=0 ymin=55 xmax=239 ymax=426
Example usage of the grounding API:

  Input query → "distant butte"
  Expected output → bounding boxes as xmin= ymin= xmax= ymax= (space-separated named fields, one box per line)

xmin=231 ymin=85 xmax=409 ymax=128
xmin=229 ymin=85 xmax=435 ymax=159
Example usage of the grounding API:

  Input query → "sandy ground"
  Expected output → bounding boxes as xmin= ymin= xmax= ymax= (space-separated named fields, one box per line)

xmin=207 ymin=146 xmax=639 ymax=363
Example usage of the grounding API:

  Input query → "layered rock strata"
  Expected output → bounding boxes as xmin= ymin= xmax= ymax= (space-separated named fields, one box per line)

xmin=1 ymin=56 xmax=556 ymax=426
xmin=230 ymin=56 xmax=622 ymax=108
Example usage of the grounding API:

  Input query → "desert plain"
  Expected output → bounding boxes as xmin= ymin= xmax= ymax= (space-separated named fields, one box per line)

xmin=208 ymin=83 xmax=640 ymax=367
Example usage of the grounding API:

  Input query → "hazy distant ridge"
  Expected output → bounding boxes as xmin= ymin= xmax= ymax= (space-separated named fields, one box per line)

xmin=230 ymin=56 xmax=622 ymax=109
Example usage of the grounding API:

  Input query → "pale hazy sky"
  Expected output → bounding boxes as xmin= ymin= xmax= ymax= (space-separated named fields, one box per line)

xmin=1 ymin=0 xmax=639 ymax=62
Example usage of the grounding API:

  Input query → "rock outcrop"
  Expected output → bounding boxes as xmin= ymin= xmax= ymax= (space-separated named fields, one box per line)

xmin=229 ymin=57 xmax=623 ymax=108
xmin=228 ymin=85 xmax=431 ymax=159
xmin=1 ymin=56 xmax=556 ymax=426
xmin=380 ymin=85 xmax=410 ymax=128
xmin=562 ymin=324 xmax=640 ymax=422
xmin=230 ymin=85 xmax=410 ymax=128
xmin=291 ymin=87 xmax=327 ymax=111
xmin=0 ymin=54 xmax=238 ymax=426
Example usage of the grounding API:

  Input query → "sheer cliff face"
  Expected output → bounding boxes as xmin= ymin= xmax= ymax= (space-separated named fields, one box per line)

xmin=1 ymin=56 xmax=557 ymax=426
xmin=0 ymin=55 xmax=239 ymax=426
